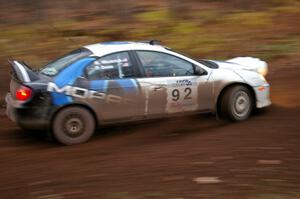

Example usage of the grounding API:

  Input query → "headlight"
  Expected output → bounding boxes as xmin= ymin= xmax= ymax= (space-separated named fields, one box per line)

xmin=257 ymin=67 xmax=268 ymax=76
xmin=258 ymin=74 xmax=266 ymax=82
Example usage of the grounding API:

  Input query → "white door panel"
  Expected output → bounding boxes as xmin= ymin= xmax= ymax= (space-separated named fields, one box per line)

xmin=137 ymin=76 xmax=203 ymax=116
xmin=165 ymin=76 xmax=198 ymax=113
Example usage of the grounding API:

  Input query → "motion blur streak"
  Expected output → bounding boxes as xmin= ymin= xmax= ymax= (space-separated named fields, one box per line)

xmin=0 ymin=0 xmax=300 ymax=198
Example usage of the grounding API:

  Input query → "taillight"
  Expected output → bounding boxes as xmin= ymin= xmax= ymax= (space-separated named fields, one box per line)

xmin=15 ymin=86 xmax=32 ymax=101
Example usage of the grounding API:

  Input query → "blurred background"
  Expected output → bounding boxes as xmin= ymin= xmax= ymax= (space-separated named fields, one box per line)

xmin=0 ymin=0 xmax=300 ymax=101
xmin=1 ymin=1 xmax=300 ymax=198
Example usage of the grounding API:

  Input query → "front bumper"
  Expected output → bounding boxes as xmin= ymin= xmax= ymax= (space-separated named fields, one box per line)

xmin=5 ymin=93 xmax=51 ymax=129
xmin=253 ymin=83 xmax=271 ymax=108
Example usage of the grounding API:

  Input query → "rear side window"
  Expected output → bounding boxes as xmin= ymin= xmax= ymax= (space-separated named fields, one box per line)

xmin=85 ymin=52 xmax=135 ymax=80
xmin=40 ymin=48 xmax=92 ymax=76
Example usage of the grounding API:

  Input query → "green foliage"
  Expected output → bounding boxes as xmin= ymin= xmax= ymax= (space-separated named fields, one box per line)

xmin=272 ymin=3 xmax=300 ymax=14
xmin=257 ymin=38 xmax=300 ymax=59
xmin=0 ymin=0 xmax=299 ymax=67
xmin=222 ymin=12 xmax=274 ymax=28
xmin=135 ymin=10 xmax=171 ymax=23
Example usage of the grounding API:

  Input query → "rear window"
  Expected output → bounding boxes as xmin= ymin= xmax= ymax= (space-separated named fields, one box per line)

xmin=40 ymin=48 xmax=92 ymax=76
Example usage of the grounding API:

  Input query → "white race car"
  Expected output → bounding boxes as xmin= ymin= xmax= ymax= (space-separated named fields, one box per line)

xmin=6 ymin=40 xmax=271 ymax=145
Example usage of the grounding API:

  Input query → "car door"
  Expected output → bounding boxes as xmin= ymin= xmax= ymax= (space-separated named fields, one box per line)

xmin=83 ymin=51 xmax=145 ymax=122
xmin=134 ymin=50 xmax=210 ymax=117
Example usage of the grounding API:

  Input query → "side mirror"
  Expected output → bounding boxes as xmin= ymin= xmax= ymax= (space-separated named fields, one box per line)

xmin=194 ymin=66 xmax=208 ymax=76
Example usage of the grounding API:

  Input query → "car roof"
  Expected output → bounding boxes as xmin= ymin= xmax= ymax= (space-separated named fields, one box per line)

xmin=83 ymin=41 xmax=211 ymax=70
xmin=84 ymin=41 xmax=170 ymax=57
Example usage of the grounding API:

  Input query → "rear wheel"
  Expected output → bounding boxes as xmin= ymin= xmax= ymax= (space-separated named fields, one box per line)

xmin=219 ymin=85 xmax=253 ymax=121
xmin=52 ymin=107 xmax=95 ymax=145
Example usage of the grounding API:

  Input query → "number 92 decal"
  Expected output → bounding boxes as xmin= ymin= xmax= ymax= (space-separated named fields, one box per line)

xmin=171 ymin=87 xmax=192 ymax=101
xmin=166 ymin=79 xmax=198 ymax=113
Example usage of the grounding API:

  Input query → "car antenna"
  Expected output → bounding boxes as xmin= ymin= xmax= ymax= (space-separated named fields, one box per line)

xmin=139 ymin=40 xmax=162 ymax=45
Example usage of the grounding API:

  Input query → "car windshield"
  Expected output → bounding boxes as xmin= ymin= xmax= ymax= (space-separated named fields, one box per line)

xmin=40 ymin=48 xmax=92 ymax=76
xmin=167 ymin=49 xmax=219 ymax=69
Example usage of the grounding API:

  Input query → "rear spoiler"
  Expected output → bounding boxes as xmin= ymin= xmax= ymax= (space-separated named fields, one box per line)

xmin=8 ymin=60 xmax=39 ymax=83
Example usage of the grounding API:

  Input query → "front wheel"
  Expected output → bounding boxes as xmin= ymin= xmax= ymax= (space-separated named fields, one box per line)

xmin=219 ymin=85 xmax=254 ymax=121
xmin=52 ymin=107 xmax=96 ymax=145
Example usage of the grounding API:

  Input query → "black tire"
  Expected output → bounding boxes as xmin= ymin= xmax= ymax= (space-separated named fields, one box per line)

xmin=52 ymin=107 xmax=95 ymax=145
xmin=219 ymin=85 xmax=253 ymax=121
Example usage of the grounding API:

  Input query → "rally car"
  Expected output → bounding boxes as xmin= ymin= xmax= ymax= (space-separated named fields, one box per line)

xmin=6 ymin=40 xmax=271 ymax=145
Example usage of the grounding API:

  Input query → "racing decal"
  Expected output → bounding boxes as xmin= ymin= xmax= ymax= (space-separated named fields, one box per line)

xmin=100 ymin=57 xmax=129 ymax=65
xmin=47 ymin=54 xmax=144 ymax=120
xmin=166 ymin=78 xmax=198 ymax=113
xmin=88 ymin=79 xmax=139 ymax=98
xmin=114 ymin=79 xmax=139 ymax=93
xmin=87 ymin=78 xmax=143 ymax=120
xmin=48 ymin=77 xmax=144 ymax=121
xmin=51 ymin=57 xmax=96 ymax=105
xmin=90 ymin=80 xmax=109 ymax=92
xmin=47 ymin=82 xmax=135 ymax=104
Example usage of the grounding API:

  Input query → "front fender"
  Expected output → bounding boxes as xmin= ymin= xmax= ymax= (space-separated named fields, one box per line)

xmin=210 ymin=69 xmax=247 ymax=111
xmin=233 ymin=69 xmax=268 ymax=87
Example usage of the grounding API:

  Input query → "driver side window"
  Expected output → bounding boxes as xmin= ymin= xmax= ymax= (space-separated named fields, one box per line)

xmin=136 ymin=51 xmax=194 ymax=77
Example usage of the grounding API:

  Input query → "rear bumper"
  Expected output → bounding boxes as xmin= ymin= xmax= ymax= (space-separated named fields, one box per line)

xmin=254 ymin=84 xmax=271 ymax=108
xmin=5 ymin=93 xmax=50 ymax=129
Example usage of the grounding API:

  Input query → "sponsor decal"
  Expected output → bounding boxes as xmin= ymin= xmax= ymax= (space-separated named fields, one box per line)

xmin=171 ymin=79 xmax=192 ymax=87
xmin=100 ymin=58 xmax=128 ymax=65
xmin=47 ymin=82 xmax=135 ymax=104
xmin=166 ymin=78 xmax=198 ymax=113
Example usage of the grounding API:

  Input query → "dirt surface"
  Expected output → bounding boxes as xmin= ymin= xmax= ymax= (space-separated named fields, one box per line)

xmin=0 ymin=61 xmax=300 ymax=199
